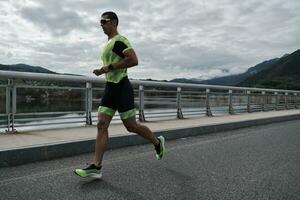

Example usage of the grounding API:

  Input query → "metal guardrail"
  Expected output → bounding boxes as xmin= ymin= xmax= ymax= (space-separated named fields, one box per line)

xmin=0 ymin=70 xmax=299 ymax=133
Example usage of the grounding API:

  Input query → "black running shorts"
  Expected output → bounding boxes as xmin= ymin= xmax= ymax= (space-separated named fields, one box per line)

xmin=98 ymin=76 xmax=136 ymax=119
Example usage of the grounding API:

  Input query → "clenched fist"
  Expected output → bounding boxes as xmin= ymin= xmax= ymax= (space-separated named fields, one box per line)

xmin=93 ymin=66 xmax=109 ymax=76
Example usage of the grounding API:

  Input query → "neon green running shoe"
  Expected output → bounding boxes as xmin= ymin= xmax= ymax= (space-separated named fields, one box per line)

xmin=74 ymin=164 xmax=102 ymax=178
xmin=155 ymin=136 xmax=166 ymax=160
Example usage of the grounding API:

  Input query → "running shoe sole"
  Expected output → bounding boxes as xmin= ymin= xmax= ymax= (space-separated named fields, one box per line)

xmin=74 ymin=169 xmax=102 ymax=179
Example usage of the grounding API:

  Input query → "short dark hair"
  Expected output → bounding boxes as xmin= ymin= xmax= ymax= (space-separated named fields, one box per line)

xmin=101 ymin=11 xmax=119 ymax=26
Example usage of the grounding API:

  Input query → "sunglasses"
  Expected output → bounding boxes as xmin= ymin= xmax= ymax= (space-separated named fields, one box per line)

xmin=100 ymin=19 xmax=111 ymax=25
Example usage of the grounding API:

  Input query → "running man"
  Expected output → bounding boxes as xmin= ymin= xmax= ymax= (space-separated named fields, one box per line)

xmin=74 ymin=11 xmax=165 ymax=178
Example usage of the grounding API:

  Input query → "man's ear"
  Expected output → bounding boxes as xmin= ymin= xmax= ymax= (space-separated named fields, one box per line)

xmin=112 ymin=20 xmax=118 ymax=27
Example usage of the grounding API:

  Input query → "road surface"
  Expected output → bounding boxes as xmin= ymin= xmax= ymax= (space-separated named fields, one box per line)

xmin=0 ymin=120 xmax=299 ymax=200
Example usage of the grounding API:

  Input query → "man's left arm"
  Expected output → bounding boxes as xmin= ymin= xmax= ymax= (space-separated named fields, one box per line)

xmin=110 ymin=48 xmax=138 ymax=70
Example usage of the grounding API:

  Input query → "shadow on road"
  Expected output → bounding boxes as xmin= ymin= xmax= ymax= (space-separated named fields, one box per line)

xmin=80 ymin=178 xmax=147 ymax=200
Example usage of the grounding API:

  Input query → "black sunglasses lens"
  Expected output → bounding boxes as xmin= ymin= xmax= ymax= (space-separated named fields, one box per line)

xmin=100 ymin=19 xmax=109 ymax=24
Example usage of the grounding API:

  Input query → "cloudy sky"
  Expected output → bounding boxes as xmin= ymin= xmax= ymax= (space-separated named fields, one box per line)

xmin=0 ymin=0 xmax=299 ymax=80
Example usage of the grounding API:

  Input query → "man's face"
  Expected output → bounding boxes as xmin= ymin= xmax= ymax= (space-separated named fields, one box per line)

xmin=100 ymin=15 xmax=114 ymax=35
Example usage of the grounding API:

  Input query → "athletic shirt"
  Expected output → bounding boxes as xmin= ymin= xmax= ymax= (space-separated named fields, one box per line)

xmin=101 ymin=34 xmax=133 ymax=83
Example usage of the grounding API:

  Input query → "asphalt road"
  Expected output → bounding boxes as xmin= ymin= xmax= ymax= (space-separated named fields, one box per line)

xmin=0 ymin=119 xmax=300 ymax=200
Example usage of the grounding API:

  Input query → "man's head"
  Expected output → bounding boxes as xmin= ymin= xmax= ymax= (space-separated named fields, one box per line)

xmin=100 ymin=11 xmax=118 ymax=36
xmin=101 ymin=11 xmax=118 ymax=26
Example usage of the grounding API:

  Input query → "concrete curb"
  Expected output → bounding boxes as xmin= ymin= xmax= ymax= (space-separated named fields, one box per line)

xmin=1 ymin=113 xmax=300 ymax=168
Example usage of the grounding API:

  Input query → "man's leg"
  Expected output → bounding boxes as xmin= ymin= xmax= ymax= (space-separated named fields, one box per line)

xmin=74 ymin=112 xmax=112 ymax=178
xmin=94 ymin=113 xmax=112 ymax=167
xmin=122 ymin=116 xmax=165 ymax=159
xmin=122 ymin=116 xmax=159 ymax=145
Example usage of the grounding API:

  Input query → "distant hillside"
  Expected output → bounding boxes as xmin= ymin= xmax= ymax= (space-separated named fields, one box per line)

xmin=201 ymin=58 xmax=280 ymax=85
xmin=239 ymin=49 xmax=300 ymax=90
xmin=171 ymin=49 xmax=300 ymax=90
xmin=2 ymin=49 xmax=300 ymax=90
xmin=0 ymin=64 xmax=57 ymax=74
xmin=169 ymin=78 xmax=202 ymax=84
xmin=171 ymin=57 xmax=280 ymax=86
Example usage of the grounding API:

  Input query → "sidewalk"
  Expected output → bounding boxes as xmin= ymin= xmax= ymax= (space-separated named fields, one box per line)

xmin=1 ymin=109 xmax=300 ymax=167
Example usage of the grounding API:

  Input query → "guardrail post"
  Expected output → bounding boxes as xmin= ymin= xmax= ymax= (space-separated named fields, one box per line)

xmin=6 ymin=79 xmax=17 ymax=133
xmin=285 ymin=92 xmax=288 ymax=110
xmin=298 ymin=93 xmax=300 ymax=109
xmin=247 ymin=91 xmax=251 ymax=113
xmin=274 ymin=92 xmax=278 ymax=110
xmin=12 ymin=82 xmax=16 ymax=131
xmin=206 ymin=89 xmax=212 ymax=116
xmin=262 ymin=91 xmax=266 ymax=111
xmin=85 ymin=82 xmax=93 ymax=125
xmin=294 ymin=93 xmax=298 ymax=109
xmin=296 ymin=93 xmax=300 ymax=109
xmin=139 ymin=85 xmax=146 ymax=122
xmin=228 ymin=90 xmax=234 ymax=114
xmin=176 ymin=87 xmax=184 ymax=119
xmin=6 ymin=79 xmax=11 ymax=133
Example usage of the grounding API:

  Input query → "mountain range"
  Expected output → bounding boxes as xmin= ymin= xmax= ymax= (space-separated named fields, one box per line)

xmin=239 ymin=49 xmax=300 ymax=90
xmin=0 ymin=63 xmax=57 ymax=74
xmin=1 ymin=49 xmax=299 ymax=90
xmin=171 ymin=49 xmax=300 ymax=90
xmin=171 ymin=57 xmax=280 ymax=86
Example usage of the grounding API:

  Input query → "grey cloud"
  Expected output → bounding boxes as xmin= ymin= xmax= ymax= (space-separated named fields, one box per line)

xmin=24 ymin=39 xmax=99 ymax=68
xmin=163 ymin=45 xmax=242 ymax=70
xmin=6 ymin=51 xmax=13 ymax=59
xmin=19 ymin=5 xmax=89 ymax=36
xmin=1 ymin=0 xmax=300 ymax=80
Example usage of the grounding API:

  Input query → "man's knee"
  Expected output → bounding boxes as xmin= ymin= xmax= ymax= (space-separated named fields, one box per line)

xmin=97 ymin=120 xmax=109 ymax=130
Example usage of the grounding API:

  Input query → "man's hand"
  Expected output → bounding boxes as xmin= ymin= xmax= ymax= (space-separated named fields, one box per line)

xmin=93 ymin=66 xmax=109 ymax=76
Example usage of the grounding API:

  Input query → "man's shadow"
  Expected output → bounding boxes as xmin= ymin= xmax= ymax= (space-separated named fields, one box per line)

xmin=78 ymin=167 xmax=198 ymax=200
xmin=80 ymin=178 xmax=147 ymax=200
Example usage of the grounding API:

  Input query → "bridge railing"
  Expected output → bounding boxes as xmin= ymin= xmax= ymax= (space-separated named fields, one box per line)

xmin=0 ymin=70 xmax=299 ymax=133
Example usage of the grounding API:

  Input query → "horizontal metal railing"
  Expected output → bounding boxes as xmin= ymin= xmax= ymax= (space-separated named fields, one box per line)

xmin=0 ymin=70 xmax=299 ymax=133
